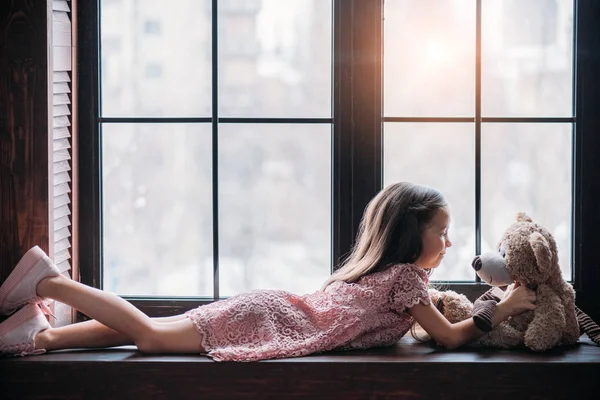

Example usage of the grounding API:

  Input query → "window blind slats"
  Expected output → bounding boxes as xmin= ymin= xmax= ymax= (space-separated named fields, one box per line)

xmin=55 ymin=233 xmax=71 ymax=250
xmin=54 ymin=204 xmax=71 ymax=219
xmin=56 ymin=260 xmax=71 ymax=274
xmin=54 ymin=228 xmax=71 ymax=244
xmin=55 ymin=249 xmax=71 ymax=265
xmin=54 ymin=194 xmax=70 ymax=209
xmin=53 ymin=47 xmax=71 ymax=71
xmin=54 ymin=217 xmax=71 ymax=233
xmin=53 ymin=93 xmax=71 ymax=106
xmin=53 ymin=11 xmax=71 ymax=47
xmin=54 ymin=160 xmax=71 ymax=174
xmin=53 ymin=115 xmax=71 ymax=129
xmin=54 ymin=126 xmax=71 ymax=140
xmin=50 ymin=2 xmax=73 ymax=330
xmin=54 ymin=205 xmax=71 ymax=220
xmin=54 ymin=182 xmax=71 ymax=197
xmin=53 ymin=171 xmax=71 ymax=186
xmin=53 ymin=105 xmax=71 ymax=117
xmin=52 ymin=1 xmax=71 ymax=13
xmin=53 ymin=71 xmax=71 ymax=83
xmin=53 ymin=82 xmax=71 ymax=94
xmin=53 ymin=149 xmax=71 ymax=162
xmin=54 ymin=238 xmax=71 ymax=253
xmin=53 ymin=138 xmax=71 ymax=151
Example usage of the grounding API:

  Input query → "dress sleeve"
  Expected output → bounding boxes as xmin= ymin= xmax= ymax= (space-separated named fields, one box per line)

xmin=390 ymin=265 xmax=431 ymax=312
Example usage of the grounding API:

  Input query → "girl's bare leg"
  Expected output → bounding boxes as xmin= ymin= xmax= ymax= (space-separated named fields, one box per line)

xmin=35 ymin=314 xmax=189 ymax=351
xmin=35 ymin=275 xmax=204 ymax=353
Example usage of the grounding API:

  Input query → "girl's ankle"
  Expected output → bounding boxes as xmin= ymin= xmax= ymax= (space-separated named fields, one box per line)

xmin=34 ymin=328 xmax=52 ymax=350
xmin=36 ymin=275 xmax=62 ymax=298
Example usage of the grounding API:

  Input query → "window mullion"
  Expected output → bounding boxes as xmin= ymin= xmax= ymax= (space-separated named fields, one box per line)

xmin=332 ymin=0 xmax=383 ymax=270
xmin=211 ymin=0 xmax=219 ymax=301
xmin=475 ymin=0 xmax=482 ymax=282
xmin=78 ymin=0 xmax=102 ymax=295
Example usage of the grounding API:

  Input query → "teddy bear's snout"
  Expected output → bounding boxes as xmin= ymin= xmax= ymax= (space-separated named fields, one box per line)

xmin=471 ymin=256 xmax=482 ymax=271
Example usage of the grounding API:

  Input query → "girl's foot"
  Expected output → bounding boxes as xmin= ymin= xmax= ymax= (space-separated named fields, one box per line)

xmin=0 ymin=246 xmax=60 ymax=316
xmin=0 ymin=303 xmax=49 ymax=356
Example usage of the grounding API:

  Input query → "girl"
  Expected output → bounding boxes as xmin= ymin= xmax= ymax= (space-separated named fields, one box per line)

xmin=0 ymin=182 xmax=536 ymax=361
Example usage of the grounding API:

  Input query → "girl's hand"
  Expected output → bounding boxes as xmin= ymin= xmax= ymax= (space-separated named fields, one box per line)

xmin=498 ymin=283 xmax=536 ymax=318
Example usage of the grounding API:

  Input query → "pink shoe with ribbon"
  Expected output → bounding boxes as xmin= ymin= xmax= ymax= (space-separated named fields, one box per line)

xmin=0 ymin=303 xmax=49 ymax=357
xmin=0 ymin=246 xmax=60 ymax=317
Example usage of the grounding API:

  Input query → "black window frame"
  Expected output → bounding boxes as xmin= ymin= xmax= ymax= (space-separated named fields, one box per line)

xmin=78 ymin=0 xmax=600 ymax=320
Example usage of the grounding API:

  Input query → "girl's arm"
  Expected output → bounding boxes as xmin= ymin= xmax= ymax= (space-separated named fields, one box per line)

xmin=408 ymin=284 xmax=536 ymax=349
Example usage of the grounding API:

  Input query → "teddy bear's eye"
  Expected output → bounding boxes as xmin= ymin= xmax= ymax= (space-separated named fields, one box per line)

xmin=499 ymin=243 xmax=507 ymax=258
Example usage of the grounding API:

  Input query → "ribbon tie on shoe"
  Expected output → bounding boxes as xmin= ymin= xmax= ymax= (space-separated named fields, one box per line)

xmin=37 ymin=300 xmax=57 ymax=320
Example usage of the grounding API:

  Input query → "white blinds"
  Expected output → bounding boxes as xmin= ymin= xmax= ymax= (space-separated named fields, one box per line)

xmin=51 ymin=0 xmax=73 ymax=275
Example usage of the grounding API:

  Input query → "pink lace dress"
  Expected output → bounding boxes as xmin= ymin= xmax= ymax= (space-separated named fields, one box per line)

xmin=185 ymin=263 xmax=430 ymax=361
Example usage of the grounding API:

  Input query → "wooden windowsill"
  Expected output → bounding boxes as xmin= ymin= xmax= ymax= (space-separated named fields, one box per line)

xmin=1 ymin=337 xmax=599 ymax=399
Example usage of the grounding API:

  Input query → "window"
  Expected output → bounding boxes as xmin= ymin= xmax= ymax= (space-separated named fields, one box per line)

xmin=504 ymin=0 xmax=559 ymax=48
xmin=144 ymin=63 xmax=163 ymax=78
xmin=383 ymin=0 xmax=574 ymax=282
xmin=144 ymin=20 xmax=162 ymax=35
xmin=78 ymin=0 xmax=600 ymax=317
xmin=89 ymin=0 xmax=332 ymax=304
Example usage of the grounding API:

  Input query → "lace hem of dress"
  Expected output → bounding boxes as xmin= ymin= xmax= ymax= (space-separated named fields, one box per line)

xmin=391 ymin=264 xmax=431 ymax=312
xmin=404 ymin=294 xmax=431 ymax=309
xmin=184 ymin=311 xmax=214 ymax=355
xmin=185 ymin=308 xmax=359 ymax=362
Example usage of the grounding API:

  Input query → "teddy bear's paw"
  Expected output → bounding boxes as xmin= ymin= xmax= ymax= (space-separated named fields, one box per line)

xmin=525 ymin=341 xmax=553 ymax=352
xmin=481 ymin=323 xmax=523 ymax=348
xmin=524 ymin=328 xmax=560 ymax=352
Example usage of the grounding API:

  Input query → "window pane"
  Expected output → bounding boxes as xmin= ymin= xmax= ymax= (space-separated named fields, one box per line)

xmin=218 ymin=0 xmax=332 ymax=117
xmin=102 ymin=124 xmax=213 ymax=296
xmin=100 ymin=0 xmax=212 ymax=117
xmin=383 ymin=123 xmax=475 ymax=280
xmin=481 ymin=123 xmax=572 ymax=279
xmin=219 ymin=124 xmax=331 ymax=295
xmin=482 ymin=0 xmax=574 ymax=116
xmin=384 ymin=0 xmax=475 ymax=117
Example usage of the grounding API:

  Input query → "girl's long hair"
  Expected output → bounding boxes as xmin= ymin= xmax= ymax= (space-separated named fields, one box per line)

xmin=322 ymin=182 xmax=446 ymax=289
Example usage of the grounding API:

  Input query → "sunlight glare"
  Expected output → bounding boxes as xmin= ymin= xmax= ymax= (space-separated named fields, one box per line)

xmin=425 ymin=41 xmax=449 ymax=64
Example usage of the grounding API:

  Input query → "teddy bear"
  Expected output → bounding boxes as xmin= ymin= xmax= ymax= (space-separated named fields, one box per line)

xmin=472 ymin=212 xmax=581 ymax=351
xmin=426 ymin=212 xmax=600 ymax=351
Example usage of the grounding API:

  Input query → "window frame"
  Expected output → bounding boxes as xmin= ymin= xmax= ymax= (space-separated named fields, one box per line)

xmin=77 ymin=0 xmax=600 ymax=319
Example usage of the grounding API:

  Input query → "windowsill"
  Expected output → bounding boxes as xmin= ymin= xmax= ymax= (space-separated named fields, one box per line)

xmin=2 ymin=336 xmax=598 ymax=364
xmin=1 ymin=337 xmax=598 ymax=399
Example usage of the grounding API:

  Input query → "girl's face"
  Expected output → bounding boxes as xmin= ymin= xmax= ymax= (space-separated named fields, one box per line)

xmin=414 ymin=207 xmax=452 ymax=269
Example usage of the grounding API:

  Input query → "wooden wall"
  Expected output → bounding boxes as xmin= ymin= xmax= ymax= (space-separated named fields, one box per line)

xmin=0 ymin=0 xmax=50 ymax=281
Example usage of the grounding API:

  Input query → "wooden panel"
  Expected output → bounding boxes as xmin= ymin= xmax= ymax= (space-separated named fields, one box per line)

xmin=0 ymin=0 xmax=50 ymax=280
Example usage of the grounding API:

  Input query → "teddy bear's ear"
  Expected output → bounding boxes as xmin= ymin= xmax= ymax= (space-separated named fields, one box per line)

xmin=529 ymin=231 xmax=552 ymax=275
xmin=517 ymin=212 xmax=533 ymax=223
